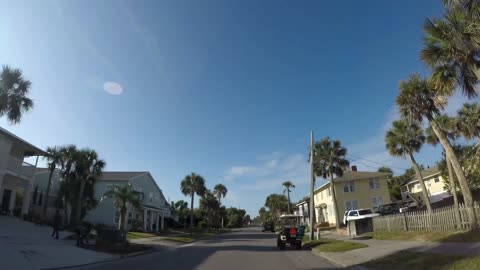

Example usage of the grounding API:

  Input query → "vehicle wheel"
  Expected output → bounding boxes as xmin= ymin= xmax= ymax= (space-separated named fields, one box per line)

xmin=279 ymin=244 xmax=286 ymax=250
xmin=296 ymin=243 xmax=302 ymax=250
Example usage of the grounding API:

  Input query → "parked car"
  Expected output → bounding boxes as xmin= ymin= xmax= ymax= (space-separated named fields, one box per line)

xmin=343 ymin=209 xmax=380 ymax=225
xmin=399 ymin=201 xmax=418 ymax=213
xmin=262 ymin=221 xmax=275 ymax=232
xmin=376 ymin=203 xmax=401 ymax=216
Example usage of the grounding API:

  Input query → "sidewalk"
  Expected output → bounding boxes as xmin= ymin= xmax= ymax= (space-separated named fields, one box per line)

xmin=0 ymin=216 xmax=116 ymax=269
xmin=313 ymin=232 xmax=480 ymax=268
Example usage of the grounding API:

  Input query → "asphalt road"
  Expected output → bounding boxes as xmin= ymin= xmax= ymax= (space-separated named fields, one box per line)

xmin=73 ymin=227 xmax=338 ymax=270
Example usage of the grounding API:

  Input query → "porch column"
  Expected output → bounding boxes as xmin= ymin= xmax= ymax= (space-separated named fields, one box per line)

xmin=143 ymin=209 xmax=147 ymax=231
xmin=21 ymin=182 xmax=32 ymax=216
xmin=149 ymin=210 xmax=153 ymax=231
xmin=161 ymin=211 xmax=165 ymax=230
xmin=156 ymin=212 xmax=160 ymax=232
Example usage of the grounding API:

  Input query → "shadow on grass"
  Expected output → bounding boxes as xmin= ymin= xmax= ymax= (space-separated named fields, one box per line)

xmin=361 ymin=251 xmax=480 ymax=270
xmin=437 ymin=229 xmax=480 ymax=243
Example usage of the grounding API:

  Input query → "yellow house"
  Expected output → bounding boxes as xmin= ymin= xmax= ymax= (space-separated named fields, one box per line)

xmin=313 ymin=170 xmax=391 ymax=225
xmin=401 ymin=166 xmax=450 ymax=204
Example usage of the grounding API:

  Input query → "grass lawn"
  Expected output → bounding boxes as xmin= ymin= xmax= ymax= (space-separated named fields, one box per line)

xmin=127 ymin=232 xmax=158 ymax=240
xmin=363 ymin=251 xmax=480 ymax=270
xmin=303 ymin=238 xmax=368 ymax=252
xmin=365 ymin=229 xmax=480 ymax=243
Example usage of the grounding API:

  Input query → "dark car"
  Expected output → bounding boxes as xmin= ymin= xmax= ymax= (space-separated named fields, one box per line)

xmin=262 ymin=221 xmax=275 ymax=232
xmin=377 ymin=203 xmax=400 ymax=215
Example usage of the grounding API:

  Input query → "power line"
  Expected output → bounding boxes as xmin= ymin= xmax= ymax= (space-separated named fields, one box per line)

xmin=347 ymin=153 xmax=408 ymax=171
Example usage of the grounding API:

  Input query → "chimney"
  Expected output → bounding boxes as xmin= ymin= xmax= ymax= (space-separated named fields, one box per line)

xmin=351 ymin=165 xmax=357 ymax=172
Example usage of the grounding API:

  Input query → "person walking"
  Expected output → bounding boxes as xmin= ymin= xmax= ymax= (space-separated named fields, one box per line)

xmin=51 ymin=210 xmax=61 ymax=239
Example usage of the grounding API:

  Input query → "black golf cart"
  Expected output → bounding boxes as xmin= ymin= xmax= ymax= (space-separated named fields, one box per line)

xmin=276 ymin=214 xmax=304 ymax=250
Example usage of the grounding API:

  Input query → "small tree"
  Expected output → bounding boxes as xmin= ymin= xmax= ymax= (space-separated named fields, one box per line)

xmin=282 ymin=181 xmax=295 ymax=214
xmin=103 ymin=184 xmax=142 ymax=239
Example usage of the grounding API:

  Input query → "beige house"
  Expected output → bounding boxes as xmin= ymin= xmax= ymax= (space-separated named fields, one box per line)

xmin=313 ymin=169 xmax=391 ymax=225
xmin=401 ymin=166 xmax=450 ymax=204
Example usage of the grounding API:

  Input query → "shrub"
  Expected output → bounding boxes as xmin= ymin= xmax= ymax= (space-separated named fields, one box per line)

xmin=198 ymin=221 xmax=208 ymax=229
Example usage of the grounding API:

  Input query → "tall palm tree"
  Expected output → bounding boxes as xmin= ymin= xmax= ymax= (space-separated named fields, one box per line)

xmin=385 ymin=120 xmax=432 ymax=213
xmin=421 ymin=7 xmax=480 ymax=98
xmin=74 ymin=149 xmax=106 ymax=225
xmin=0 ymin=65 xmax=34 ymax=124
xmin=397 ymin=74 xmax=477 ymax=228
xmin=175 ymin=200 xmax=188 ymax=229
xmin=282 ymin=181 xmax=295 ymax=214
xmin=200 ymin=190 xmax=220 ymax=228
xmin=42 ymin=146 xmax=63 ymax=219
xmin=180 ymin=173 xmax=206 ymax=229
xmin=103 ymin=184 xmax=142 ymax=239
xmin=457 ymin=103 xmax=480 ymax=145
xmin=312 ymin=137 xmax=350 ymax=229
xmin=213 ymin=184 xmax=228 ymax=228
xmin=57 ymin=145 xmax=78 ymax=225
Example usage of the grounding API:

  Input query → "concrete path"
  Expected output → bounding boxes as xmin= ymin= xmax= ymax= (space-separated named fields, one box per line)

xmin=0 ymin=216 xmax=115 ymax=270
xmin=71 ymin=227 xmax=338 ymax=270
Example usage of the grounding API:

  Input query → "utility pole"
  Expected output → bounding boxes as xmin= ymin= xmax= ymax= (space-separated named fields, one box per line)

xmin=309 ymin=130 xmax=317 ymax=241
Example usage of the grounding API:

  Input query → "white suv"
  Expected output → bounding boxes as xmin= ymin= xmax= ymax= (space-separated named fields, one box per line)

xmin=343 ymin=209 xmax=380 ymax=225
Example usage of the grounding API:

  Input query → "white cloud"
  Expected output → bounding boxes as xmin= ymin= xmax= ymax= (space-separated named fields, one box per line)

xmin=224 ymin=166 xmax=256 ymax=181
xmin=103 ymin=81 xmax=124 ymax=95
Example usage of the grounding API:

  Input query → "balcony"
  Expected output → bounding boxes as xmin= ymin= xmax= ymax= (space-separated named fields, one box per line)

xmin=6 ymin=155 xmax=36 ymax=179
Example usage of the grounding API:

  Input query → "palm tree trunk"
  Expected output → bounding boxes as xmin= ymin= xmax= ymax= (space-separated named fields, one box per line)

xmin=408 ymin=153 xmax=432 ymax=214
xmin=75 ymin=178 xmax=86 ymax=225
xmin=287 ymin=189 xmax=291 ymax=214
xmin=431 ymin=121 xmax=477 ymax=229
xmin=190 ymin=193 xmax=195 ymax=229
xmin=42 ymin=167 xmax=54 ymax=220
xmin=447 ymin=157 xmax=462 ymax=229
xmin=120 ymin=206 xmax=127 ymax=241
xmin=329 ymin=173 xmax=341 ymax=230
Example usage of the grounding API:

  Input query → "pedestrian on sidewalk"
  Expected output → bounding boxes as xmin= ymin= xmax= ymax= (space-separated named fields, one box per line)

xmin=51 ymin=210 xmax=61 ymax=239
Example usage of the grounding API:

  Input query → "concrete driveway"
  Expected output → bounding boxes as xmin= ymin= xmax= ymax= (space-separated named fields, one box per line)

xmin=72 ymin=227 xmax=338 ymax=270
xmin=0 ymin=216 xmax=115 ymax=269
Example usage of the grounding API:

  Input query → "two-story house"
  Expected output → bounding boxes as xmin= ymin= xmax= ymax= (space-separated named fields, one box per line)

xmin=293 ymin=198 xmax=310 ymax=226
xmin=313 ymin=167 xmax=391 ymax=226
xmin=0 ymin=127 xmax=45 ymax=217
xmin=31 ymin=170 xmax=171 ymax=232
xmin=401 ymin=166 xmax=450 ymax=204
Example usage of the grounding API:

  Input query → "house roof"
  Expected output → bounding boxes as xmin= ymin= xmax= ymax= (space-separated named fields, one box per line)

xmin=405 ymin=166 xmax=440 ymax=185
xmin=97 ymin=171 xmax=149 ymax=181
xmin=0 ymin=127 xmax=47 ymax=156
xmin=314 ymin=171 xmax=391 ymax=193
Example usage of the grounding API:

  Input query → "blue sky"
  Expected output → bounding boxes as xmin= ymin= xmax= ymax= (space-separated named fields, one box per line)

xmin=1 ymin=0 xmax=471 ymax=216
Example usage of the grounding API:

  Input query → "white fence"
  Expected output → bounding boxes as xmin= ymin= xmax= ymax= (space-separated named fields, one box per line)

xmin=373 ymin=203 xmax=480 ymax=232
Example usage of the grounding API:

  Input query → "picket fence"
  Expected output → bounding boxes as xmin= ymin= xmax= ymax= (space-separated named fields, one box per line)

xmin=373 ymin=203 xmax=480 ymax=232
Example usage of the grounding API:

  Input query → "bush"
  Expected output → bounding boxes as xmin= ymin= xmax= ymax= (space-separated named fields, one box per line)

xmin=198 ymin=221 xmax=208 ymax=229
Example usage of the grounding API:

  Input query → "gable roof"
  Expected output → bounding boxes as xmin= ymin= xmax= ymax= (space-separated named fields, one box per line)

xmin=0 ymin=127 xmax=47 ymax=156
xmin=314 ymin=171 xmax=391 ymax=193
xmin=405 ymin=166 xmax=440 ymax=185
xmin=97 ymin=171 xmax=149 ymax=181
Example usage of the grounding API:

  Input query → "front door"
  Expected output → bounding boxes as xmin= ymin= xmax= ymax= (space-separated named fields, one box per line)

xmin=1 ymin=189 xmax=12 ymax=213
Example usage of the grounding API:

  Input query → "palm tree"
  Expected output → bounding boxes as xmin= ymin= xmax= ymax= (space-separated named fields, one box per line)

xmin=57 ymin=145 xmax=78 ymax=225
xmin=282 ymin=181 xmax=295 ymax=214
xmin=103 ymin=184 xmax=142 ymax=239
xmin=385 ymin=120 xmax=432 ymax=214
xmin=200 ymin=190 xmax=220 ymax=228
xmin=421 ymin=8 xmax=480 ymax=98
xmin=213 ymin=184 xmax=228 ymax=228
xmin=0 ymin=65 xmax=34 ymax=124
xmin=425 ymin=114 xmax=462 ymax=228
xmin=312 ymin=137 xmax=349 ymax=229
xmin=457 ymin=103 xmax=480 ymax=145
xmin=265 ymin=194 xmax=289 ymax=219
xmin=74 ymin=149 xmax=106 ymax=225
xmin=397 ymin=74 xmax=477 ymax=228
xmin=42 ymin=146 xmax=63 ymax=219
xmin=180 ymin=173 xmax=206 ymax=229
xmin=174 ymin=200 xmax=189 ymax=229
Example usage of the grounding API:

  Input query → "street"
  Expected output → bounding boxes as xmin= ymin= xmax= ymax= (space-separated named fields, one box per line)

xmin=73 ymin=227 xmax=338 ymax=270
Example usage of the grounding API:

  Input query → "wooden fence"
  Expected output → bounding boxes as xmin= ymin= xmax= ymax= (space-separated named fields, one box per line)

xmin=373 ymin=203 xmax=480 ymax=232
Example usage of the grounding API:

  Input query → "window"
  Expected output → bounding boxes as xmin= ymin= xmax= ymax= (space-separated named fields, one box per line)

xmin=136 ymin=213 xmax=139 ymax=220
xmin=38 ymin=192 xmax=43 ymax=206
xmin=343 ymin=181 xmax=356 ymax=193
xmin=328 ymin=205 xmax=334 ymax=217
xmin=345 ymin=200 xmax=358 ymax=211
xmin=149 ymin=192 xmax=153 ymax=202
xmin=427 ymin=180 xmax=432 ymax=187
xmin=127 ymin=212 xmax=133 ymax=224
xmin=358 ymin=209 xmax=373 ymax=215
xmin=114 ymin=211 xmax=120 ymax=223
xmin=327 ymin=188 xmax=331 ymax=197
xmin=105 ymin=184 xmax=114 ymax=192
xmin=372 ymin=196 xmax=384 ymax=209
xmin=415 ymin=184 xmax=420 ymax=190
xmin=369 ymin=178 xmax=380 ymax=189
xmin=434 ymin=177 xmax=440 ymax=183
xmin=348 ymin=210 xmax=359 ymax=217
xmin=32 ymin=186 xmax=38 ymax=204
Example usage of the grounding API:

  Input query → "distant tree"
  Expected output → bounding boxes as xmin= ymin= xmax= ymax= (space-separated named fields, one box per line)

xmin=282 ymin=181 xmax=295 ymax=214
xmin=457 ymin=103 xmax=480 ymax=145
xmin=174 ymin=200 xmax=189 ymax=228
xmin=43 ymin=146 xmax=63 ymax=220
xmin=180 ymin=173 xmax=206 ymax=229
xmin=213 ymin=184 xmax=228 ymax=228
xmin=0 ymin=65 xmax=34 ymax=124
xmin=264 ymin=194 xmax=288 ymax=219
xmin=377 ymin=167 xmax=393 ymax=174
